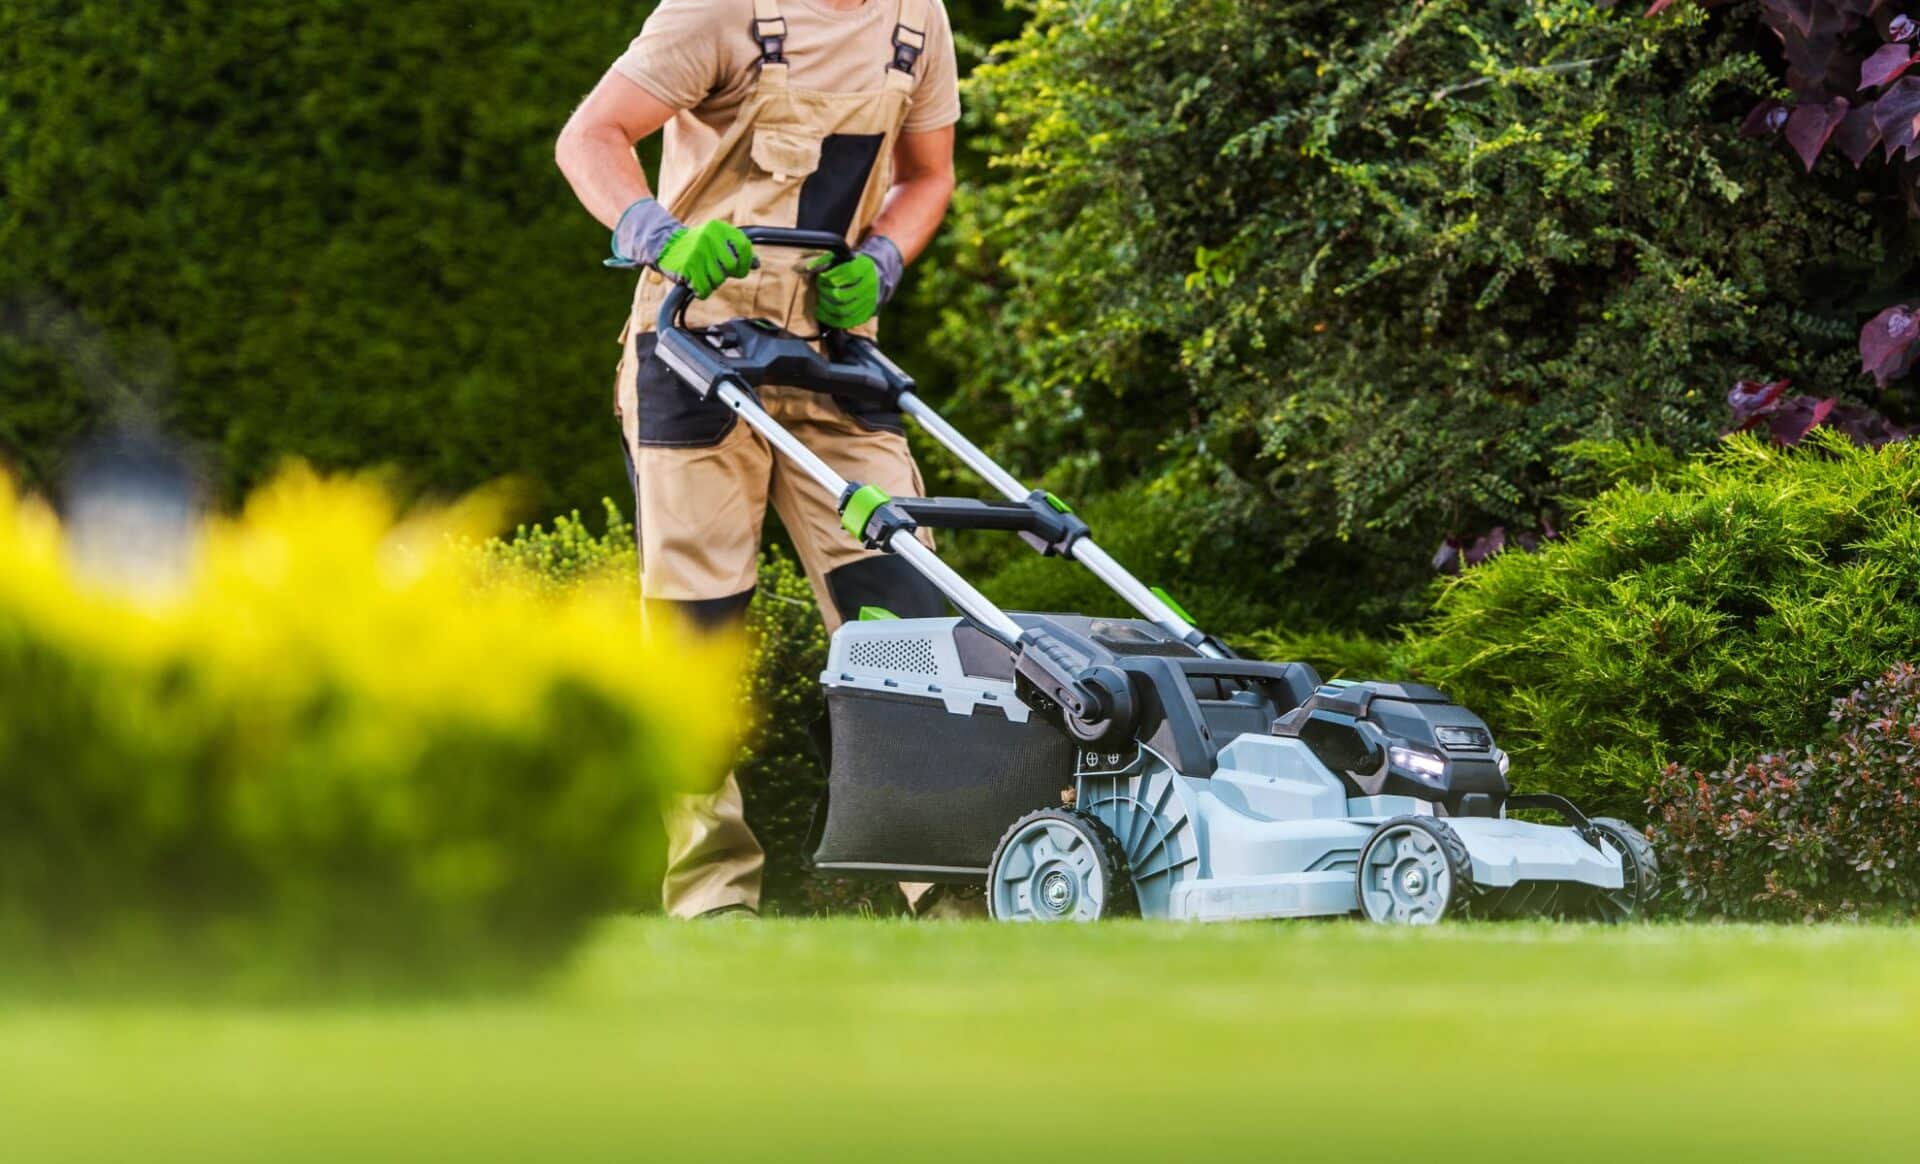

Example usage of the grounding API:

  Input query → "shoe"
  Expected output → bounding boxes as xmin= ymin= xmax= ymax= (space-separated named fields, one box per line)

xmin=693 ymin=903 xmax=760 ymax=921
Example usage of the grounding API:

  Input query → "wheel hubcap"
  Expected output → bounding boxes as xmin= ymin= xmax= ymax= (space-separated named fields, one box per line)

xmin=990 ymin=819 xmax=1106 ymax=922
xmin=1359 ymin=826 xmax=1453 ymax=925
xmin=1040 ymin=870 xmax=1075 ymax=913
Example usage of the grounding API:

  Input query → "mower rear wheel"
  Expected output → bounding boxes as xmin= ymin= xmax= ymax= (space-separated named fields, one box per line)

xmin=1356 ymin=816 xmax=1473 ymax=925
xmin=1586 ymin=817 xmax=1660 ymax=922
xmin=987 ymin=809 xmax=1136 ymax=922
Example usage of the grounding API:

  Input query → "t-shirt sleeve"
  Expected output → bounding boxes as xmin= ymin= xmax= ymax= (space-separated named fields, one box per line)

xmin=610 ymin=0 xmax=738 ymax=111
xmin=904 ymin=2 xmax=962 ymax=134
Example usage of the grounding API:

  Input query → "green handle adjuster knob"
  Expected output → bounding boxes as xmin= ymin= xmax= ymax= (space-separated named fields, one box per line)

xmin=841 ymin=483 xmax=892 ymax=540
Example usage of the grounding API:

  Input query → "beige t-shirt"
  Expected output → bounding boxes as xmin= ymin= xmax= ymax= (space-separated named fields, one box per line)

xmin=615 ymin=0 xmax=960 ymax=209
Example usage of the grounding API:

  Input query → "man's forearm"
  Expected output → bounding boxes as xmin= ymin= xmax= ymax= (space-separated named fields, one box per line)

xmin=555 ymin=122 xmax=657 ymax=230
xmin=866 ymin=172 xmax=956 ymax=265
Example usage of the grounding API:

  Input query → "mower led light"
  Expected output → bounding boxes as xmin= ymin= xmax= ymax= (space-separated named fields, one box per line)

xmin=1389 ymin=745 xmax=1448 ymax=782
xmin=1495 ymin=748 xmax=1511 ymax=778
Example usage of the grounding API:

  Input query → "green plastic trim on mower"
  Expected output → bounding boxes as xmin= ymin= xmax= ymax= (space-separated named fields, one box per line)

xmin=1149 ymin=586 xmax=1195 ymax=625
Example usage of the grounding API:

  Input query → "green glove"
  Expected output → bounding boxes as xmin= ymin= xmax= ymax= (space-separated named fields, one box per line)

xmin=656 ymin=220 xmax=755 ymax=299
xmin=811 ymin=237 xmax=904 ymax=330
xmin=810 ymin=253 xmax=881 ymax=330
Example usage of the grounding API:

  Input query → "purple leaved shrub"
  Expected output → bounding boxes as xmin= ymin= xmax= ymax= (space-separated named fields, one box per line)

xmin=1651 ymin=662 xmax=1920 ymax=920
xmin=1726 ymin=377 xmax=1910 ymax=445
xmin=1628 ymin=1 xmax=1920 ymax=391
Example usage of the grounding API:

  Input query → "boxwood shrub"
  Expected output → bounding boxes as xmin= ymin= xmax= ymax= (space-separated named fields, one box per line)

xmin=0 ymin=472 xmax=735 ymax=995
xmin=1405 ymin=433 xmax=1920 ymax=818
xmin=928 ymin=0 xmax=1891 ymax=629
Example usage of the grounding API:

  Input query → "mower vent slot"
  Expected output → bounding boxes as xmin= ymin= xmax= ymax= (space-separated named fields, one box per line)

xmin=848 ymin=636 xmax=939 ymax=676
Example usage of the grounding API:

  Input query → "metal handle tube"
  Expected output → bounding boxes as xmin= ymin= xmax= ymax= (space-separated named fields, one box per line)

xmin=715 ymin=383 xmax=1025 ymax=645
xmin=897 ymin=392 xmax=1226 ymax=658
xmin=897 ymin=392 xmax=1029 ymax=500
xmin=887 ymin=533 xmax=1025 ymax=645
xmin=717 ymin=382 xmax=851 ymax=497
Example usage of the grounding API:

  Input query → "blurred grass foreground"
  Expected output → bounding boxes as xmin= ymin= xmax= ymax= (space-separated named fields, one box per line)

xmin=0 ymin=468 xmax=736 ymax=994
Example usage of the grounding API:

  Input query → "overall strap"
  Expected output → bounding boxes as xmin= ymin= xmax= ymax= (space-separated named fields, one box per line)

xmin=890 ymin=0 xmax=930 ymax=75
xmin=751 ymin=0 xmax=789 ymax=68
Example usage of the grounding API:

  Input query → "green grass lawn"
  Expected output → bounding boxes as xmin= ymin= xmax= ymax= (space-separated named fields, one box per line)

xmin=4 ymin=918 xmax=1916 ymax=1161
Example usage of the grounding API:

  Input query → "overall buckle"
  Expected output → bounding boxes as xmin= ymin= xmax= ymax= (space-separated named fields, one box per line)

xmin=890 ymin=22 xmax=925 ymax=74
xmin=753 ymin=16 xmax=788 ymax=65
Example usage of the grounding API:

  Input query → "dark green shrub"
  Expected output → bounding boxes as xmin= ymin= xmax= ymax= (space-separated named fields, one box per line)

xmin=1651 ymin=661 xmax=1920 ymax=920
xmin=1 ymin=2 xmax=1024 ymax=516
xmin=930 ymin=0 xmax=1889 ymax=628
xmin=0 ymin=2 xmax=652 ymax=512
xmin=0 ymin=471 xmax=734 ymax=996
xmin=1405 ymin=433 xmax=1920 ymax=817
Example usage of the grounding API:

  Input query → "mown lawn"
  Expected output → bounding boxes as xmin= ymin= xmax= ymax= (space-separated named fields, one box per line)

xmin=3 ymin=918 xmax=1916 ymax=1161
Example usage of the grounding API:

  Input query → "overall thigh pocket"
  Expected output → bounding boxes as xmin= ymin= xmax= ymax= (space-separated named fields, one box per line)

xmin=633 ymin=332 xmax=738 ymax=448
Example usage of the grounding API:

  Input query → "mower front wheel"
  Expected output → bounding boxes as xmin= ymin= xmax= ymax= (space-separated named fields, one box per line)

xmin=987 ymin=809 xmax=1137 ymax=922
xmin=1355 ymin=816 xmax=1474 ymax=925
xmin=1585 ymin=817 xmax=1660 ymax=922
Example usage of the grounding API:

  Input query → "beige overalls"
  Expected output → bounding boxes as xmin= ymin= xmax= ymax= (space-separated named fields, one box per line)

xmin=615 ymin=0 xmax=945 ymax=917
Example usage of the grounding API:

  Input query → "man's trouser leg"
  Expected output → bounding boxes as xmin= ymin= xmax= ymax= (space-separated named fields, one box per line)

xmin=622 ymin=332 xmax=772 ymax=919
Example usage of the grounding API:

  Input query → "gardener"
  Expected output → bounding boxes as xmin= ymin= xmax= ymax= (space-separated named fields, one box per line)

xmin=557 ymin=0 xmax=962 ymax=919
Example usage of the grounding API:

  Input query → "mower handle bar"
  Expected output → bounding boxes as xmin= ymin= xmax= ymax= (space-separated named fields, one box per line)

xmin=641 ymin=224 xmax=1220 ymax=659
xmin=657 ymin=227 xmax=852 ymax=334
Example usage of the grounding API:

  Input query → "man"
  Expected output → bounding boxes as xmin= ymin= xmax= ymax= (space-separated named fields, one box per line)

xmin=556 ymin=0 xmax=962 ymax=919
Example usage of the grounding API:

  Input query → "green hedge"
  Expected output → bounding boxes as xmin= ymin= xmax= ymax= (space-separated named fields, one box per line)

xmin=1 ymin=2 xmax=1023 ymax=517
xmin=0 ymin=471 xmax=733 ymax=996
xmin=928 ymin=0 xmax=1889 ymax=631
xmin=1405 ymin=434 xmax=1920 ymax=818
xmin=1 ymin=2 xmax=652 ymax=512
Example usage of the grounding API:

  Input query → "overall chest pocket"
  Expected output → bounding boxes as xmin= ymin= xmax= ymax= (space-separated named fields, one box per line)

xmin=749 ymin=130 xmax=823 ymax=183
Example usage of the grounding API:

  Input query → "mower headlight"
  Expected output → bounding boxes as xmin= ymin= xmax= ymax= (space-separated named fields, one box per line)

xmin=1389 ymin=745 xmax=1449 ymax=784
xmin=1495 ymin=748 xmax=1511 ymax=778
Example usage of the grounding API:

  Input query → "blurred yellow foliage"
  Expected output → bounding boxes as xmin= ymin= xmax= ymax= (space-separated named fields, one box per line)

xmin=0 ymin=467 xmax=740 ymax=992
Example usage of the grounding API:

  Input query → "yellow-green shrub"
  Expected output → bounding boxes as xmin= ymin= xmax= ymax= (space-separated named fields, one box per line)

xmin=0 ymin=470 xmax=735 ymax=994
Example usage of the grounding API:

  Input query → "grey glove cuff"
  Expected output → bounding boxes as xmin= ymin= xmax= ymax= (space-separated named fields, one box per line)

xmin=858 ymin=235 xmax=906 ymax=304
xmin=611 ymin=197 xmax=685 ymax=267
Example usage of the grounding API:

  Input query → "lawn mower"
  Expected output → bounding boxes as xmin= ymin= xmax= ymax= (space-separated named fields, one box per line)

xmin=655 ymin=228 xmax=1660 ymax=925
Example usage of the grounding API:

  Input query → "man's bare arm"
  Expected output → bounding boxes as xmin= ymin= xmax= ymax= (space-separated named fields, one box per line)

xmin=866 ymin=126 xmax=956 ymax=264
xmin=555 ymin=72 xmax=679 ymax=229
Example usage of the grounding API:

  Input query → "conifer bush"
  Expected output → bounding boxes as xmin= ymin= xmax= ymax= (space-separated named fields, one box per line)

xmin=0 ymin=472 xmax=735 ymax=994
xmin=1406 ymin=434 xmax=1920 ymax=818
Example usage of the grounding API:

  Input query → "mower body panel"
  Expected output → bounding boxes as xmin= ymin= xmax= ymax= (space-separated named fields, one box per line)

xmin=1442 ymin=817 xmax=1624 ymax=889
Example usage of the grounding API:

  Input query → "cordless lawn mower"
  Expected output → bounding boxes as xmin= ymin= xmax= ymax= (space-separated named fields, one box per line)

xmin=655 ymin=228 xmax=1660 ymax=925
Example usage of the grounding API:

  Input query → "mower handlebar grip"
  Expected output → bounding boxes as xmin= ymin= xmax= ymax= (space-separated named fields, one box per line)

xmin=656 ymin=227 xmax=857 ymax=337
xmin=740 ymin=226 xmax=855 ymax=263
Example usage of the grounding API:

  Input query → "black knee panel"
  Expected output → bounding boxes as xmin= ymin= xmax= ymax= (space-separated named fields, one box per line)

xmin=825 ymin=556 xmax=949 ymax=624
xmin=648 ymin=589 xmax=756 ymax=634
